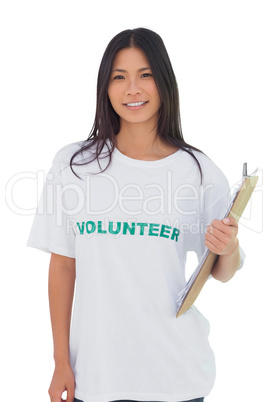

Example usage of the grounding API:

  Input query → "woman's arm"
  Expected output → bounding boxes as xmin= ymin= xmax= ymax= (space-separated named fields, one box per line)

xmin=48 ymin=252 xmax=76 ymax=364
xmin=48 ymin=252 xmax=76 ymax=402
xmin=205 ymin=217 xmax=241 ymax=282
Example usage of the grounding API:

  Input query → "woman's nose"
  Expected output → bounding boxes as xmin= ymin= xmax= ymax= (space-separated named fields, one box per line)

xmin=125 ymin=79 xmax=142 ymax=96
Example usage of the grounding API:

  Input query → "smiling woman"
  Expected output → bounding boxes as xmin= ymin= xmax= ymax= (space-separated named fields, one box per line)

xmin=27 ymin=27 xmax=244 ymax=402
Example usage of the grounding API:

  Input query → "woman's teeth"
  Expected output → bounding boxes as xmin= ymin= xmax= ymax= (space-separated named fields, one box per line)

xmin=126 ymin=102 xmax=146 ymax=107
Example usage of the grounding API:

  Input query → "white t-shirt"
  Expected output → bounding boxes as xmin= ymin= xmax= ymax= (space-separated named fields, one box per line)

xmin=27 ymin=140 xmax=245 ymax=402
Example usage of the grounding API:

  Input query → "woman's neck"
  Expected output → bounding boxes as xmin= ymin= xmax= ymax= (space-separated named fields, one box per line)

xmin=114 ymin=119 xmax=177 ymax=160
xmin=115 ymin=122 xmax=179 ymax=161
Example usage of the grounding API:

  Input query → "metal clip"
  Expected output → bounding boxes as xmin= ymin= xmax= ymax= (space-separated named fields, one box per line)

xmin=242 ymin=162 xmax=248 ymax=179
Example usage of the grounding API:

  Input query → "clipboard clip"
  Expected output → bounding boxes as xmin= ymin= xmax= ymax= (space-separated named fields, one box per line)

xmin=242 ymin=163 xmax=258 ymax=179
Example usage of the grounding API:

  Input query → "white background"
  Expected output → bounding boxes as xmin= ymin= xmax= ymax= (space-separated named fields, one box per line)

xmin=1 ymin=0 xmax=267 ymax=401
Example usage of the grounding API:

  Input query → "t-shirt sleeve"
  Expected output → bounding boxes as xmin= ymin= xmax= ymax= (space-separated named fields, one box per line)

xmin=26 ymin=156 xmax=76 ymax=258
xmin=192 ymin=161 xmax=245 ymax=270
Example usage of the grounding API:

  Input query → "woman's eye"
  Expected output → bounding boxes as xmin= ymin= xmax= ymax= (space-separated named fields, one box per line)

xmin=113 ymin=75 xmax=124 ymax=80
xmin=141 ymin=73 xmax=153 ymax=78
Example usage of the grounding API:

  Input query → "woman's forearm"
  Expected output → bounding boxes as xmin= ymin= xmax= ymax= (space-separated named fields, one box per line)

xmin=48 ymin=253 xmax=76 ymax=366
xmin=205 ymin=217 xmax=241 ymax=283
xmin=211 ymin=238 xmax=241 ymax=282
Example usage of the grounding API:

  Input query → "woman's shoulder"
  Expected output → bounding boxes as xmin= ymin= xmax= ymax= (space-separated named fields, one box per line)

xmin=190 ymin=149 xmax=229 ymax=187
xmin=52 ymin=139 xmax=95 ymax=165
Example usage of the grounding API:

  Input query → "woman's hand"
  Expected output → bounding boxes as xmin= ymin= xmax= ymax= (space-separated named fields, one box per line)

xmin=205 ymin=217 xmax=238 ymax=256
xmin=48 ymin=362 xmax=75 ymax=402
xmin=205 ymin=217 xmax=241 ymax=282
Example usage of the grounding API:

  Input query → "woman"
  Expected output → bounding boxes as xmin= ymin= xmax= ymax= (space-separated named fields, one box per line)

xmin=27 ymin=28 xmax=243 ymax=402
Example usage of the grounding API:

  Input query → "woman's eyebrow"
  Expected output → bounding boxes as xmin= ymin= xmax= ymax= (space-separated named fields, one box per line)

xmin=111 ymin=67 xmax=152 ymax=73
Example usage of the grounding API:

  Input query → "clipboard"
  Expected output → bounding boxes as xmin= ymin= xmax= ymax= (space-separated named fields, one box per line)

xmin=176 ymin=163 xmax=259 ymax=318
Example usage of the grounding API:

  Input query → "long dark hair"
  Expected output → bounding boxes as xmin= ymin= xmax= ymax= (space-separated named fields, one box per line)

xmin=70 ymin=27 xmax=203 ymax=179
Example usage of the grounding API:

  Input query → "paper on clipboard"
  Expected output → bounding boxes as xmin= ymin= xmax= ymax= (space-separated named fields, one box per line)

xmin=176 ymin=164 xmax=259 ymax=318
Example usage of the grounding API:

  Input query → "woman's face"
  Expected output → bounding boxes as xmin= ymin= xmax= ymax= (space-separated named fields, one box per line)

xmin=108 ymin=47 xmax=161 ymax=127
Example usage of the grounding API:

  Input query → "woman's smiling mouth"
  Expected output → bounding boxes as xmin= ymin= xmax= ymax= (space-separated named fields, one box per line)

xmin=124 ymin=101 xmax=149 ymax=109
